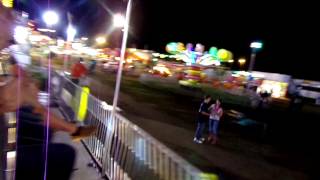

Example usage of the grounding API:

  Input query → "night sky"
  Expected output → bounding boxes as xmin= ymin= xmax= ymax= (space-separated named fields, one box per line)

xmin=15 ymin=0 xmax=319 ymax=80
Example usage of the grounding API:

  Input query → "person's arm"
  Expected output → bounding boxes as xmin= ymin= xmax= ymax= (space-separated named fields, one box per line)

xmin=0 ymin=76 xmax=78 ymax=134
xmin=33 ymin=105 xmax=77 ymax=133
xmin=201 ymin=111 xmax=210 ymax=116
xmin=219 ymin=109 xmax=223 ymax=117
xmin=200 ymin=104 xmax=210 ymax=116
xmin=0 ymin=78 xmax=23 ymax=114
xmin=82 ymin=64 xmax=88 ymax=75
xmin=70 ymin=64 xmax=76 ymax=77
xmin=23 ymin=81 xmax=78 ymax=134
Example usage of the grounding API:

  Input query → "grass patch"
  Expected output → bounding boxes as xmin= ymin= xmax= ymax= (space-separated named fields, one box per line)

xmin=92 ymin=71 xmax=252 ymax=109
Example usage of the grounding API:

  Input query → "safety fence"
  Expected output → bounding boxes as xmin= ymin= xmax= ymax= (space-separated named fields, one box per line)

xmin=52 ymin=71 xmax=217 ymax=180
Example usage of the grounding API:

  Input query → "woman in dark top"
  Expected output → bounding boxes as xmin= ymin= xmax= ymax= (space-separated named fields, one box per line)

xmin=193 ymin=95 xmax=211 ymax=144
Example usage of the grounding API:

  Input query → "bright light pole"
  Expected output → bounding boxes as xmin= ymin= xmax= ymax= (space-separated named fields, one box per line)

xmin=42 ymin=11 xmax=59 ymax=175
xmin=247 ymin=41 xmax=263 ymax=89
xmin=42 ymin=10 xmax=59 ymax=27
xmin=248 ymin=41 xmax=263 ymax=72
xmin=113 ymin=13 xmax=126 ymax=28
xmin=66 ymin=25 xmax=77 ymax=42
xmin=111 ymin=8 xmax=131 ymax=116
xmin=42 ymin=10 xmax=59 ymax=40
xmin=102 ymin=0 xmax=132 ymax=173
xmin=63 ymin=24 xmax=77 ymax=72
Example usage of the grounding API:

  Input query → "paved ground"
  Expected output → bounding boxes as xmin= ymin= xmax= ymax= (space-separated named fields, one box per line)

xmin=87 ymin=71 xmax=318 ymax=180
xmin=51 ymin=109 xmax=104 ymax=180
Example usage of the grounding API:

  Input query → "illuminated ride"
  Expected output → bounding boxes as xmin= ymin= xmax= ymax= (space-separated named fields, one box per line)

xmin=149 ymin=64 xmax=172 ymax=77
xmin=179 ymin=66 xmax=205 ymax=88
xmin=164 ymin=42 xmax=233 ymax=87
xmin=165 ymin=42 xmax=233 ymax=66
xmin=126 ymin=48 xmax=152 ymax=65
xmin=231 ymin=71 xmax=291 ymax=99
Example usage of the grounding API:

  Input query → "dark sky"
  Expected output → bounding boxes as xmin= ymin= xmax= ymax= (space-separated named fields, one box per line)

xmin=15 ymin=0 xmax=319 ymax=80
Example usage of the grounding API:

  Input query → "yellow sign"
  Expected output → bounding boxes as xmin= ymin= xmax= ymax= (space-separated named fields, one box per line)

xmin=200 ymin=173 xmax=219 ymax=180
xmin=2 ymin=0 xmax=13 ymax=8
xmin=77 ymin=86 xmax=90 ymax=122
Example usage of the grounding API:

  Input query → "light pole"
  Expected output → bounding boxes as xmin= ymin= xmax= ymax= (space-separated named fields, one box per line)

xmin=42 ymin=10 xmax=59 ymax=179
xmin=66 ymin=25 xmax=77 ymax=42
xmin=102 ymin=0 xmax=132 ymax=173
xmin=42 ymin=10 xmax=59 ymax=41
xmin=111 ymin=8 xmax=131 ymax=116
xmin=247 ymin=42 xmax=262 ymax=89
xmin=41 ymin=10 xmax=59 ymax=66
xmin=248 ymin=41 xmax=263 ymax=72
xmin=42 ymin=10 xmax=59 ymax=27
xmin=64 ymin=24 xmax=77 ymax=72
xmin=113 ymin=13 xmax=126 ymax=28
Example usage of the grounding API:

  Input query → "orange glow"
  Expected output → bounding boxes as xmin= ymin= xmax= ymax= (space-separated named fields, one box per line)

xmin=153 ymin=64 xmax=171 ymax=76
xmin=238 ymin=58 xmax=246 ymax=64
xmin=28 ymin=22 xmax=35 ymax=27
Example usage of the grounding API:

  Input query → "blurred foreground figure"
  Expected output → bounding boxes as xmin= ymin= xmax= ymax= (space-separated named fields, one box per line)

xmin=0 ymin=4 xmax=13 ymax=50
xmin=0 ymin=4 xmax=95 ymax=179
xmin=14 ymin=105 xmax=76 ymax=180
xmin=6 ymin=57 xmax=96 ymax=138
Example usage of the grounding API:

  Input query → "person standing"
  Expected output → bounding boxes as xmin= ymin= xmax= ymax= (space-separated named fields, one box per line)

xmin=194 ymin=95 xmax=211 ymax=144
xmin=71 ymin=58 xmax=87 ymax=84
xmin=88 ymin=59 xmax=97 ymax=74
xmin=208 ymin=99 xmax=223 ymax=144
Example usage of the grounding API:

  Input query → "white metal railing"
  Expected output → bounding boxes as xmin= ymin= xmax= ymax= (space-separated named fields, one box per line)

xmin=52 ymin=71 xmax=215 ymax=180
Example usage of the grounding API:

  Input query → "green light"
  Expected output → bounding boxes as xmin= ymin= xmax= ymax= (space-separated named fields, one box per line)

xmin=209 ymin=47 xmax=218 ymax=57
xmin=250 ymin=42 xmax=263 ymax=49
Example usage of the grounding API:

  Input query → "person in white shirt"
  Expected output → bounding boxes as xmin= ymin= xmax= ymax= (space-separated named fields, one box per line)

xmin=208 ymin=99 xmax=223 ymax=144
